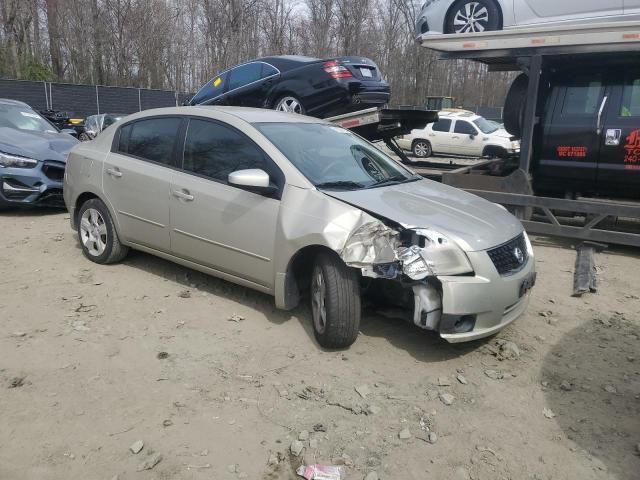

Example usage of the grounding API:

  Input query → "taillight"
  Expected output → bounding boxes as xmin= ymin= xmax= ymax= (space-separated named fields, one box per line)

xmin=323 ymin=60 xmax=353 ymax=79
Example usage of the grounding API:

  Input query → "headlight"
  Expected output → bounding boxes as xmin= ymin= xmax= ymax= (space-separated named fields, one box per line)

xmin=511 ymin=141 xmax=520 ymax=150
xmin=0 ymin=152 xmax=38 ymax=169
xmin=398 ymin=229 xmax=473 ymax=279
xmin=523 ymin=231 xmax=533 ymax=256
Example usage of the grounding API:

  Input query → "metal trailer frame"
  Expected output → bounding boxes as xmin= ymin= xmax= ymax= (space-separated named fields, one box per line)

xmin=431 ymin=41 xmax=640 ymax=248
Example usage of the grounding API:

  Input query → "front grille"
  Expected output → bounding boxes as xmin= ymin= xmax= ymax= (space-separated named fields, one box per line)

xmin=487 ymin=233 xmax=529 ymax=276
xmin=42 ymin=161 xmax=65 ymax=182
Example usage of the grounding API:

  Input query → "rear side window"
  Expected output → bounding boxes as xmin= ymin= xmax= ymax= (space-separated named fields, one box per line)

xmin=561 ymin=80 xmax=603 ymax=115
xmin=117 ymin=117 xmax=182 ymax=166
xmin=431 ymin=119 xmax=451 ymax=132
xmin=228 ymin=63 xmax=263 ymax=90
xmin=183 ymin=119 xmax=272 ymax=183
xmin=621 ymin=77 xmax=640 ymax=117
xmin=454 ymin=121 xmax=477 ymax=135
xmin=262 ymin=63 xmax=278 ymax=77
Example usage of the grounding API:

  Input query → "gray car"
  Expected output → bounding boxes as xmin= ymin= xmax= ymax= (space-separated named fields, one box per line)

xmin=0 ymin=98 xmax=78 ymax=209
xmin=63 ymin=106 xmax=535 ymax=348
xmin=416 ymin=0 xmax=639 ymax=37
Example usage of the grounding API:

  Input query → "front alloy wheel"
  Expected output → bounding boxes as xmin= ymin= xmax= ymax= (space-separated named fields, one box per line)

xmin=413 ymin=140 xmax=432 ymax=158
xmin=447 ymin=0 xmax=500 ymax=34
xmin=77 ymin=198 xmax=129 ymax=264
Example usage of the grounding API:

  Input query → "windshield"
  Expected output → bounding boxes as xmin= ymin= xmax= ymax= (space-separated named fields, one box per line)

xmin=255 ymin=123 xmax=419 ymax=190
xmin=0 ymin=104 xmax=58 ymax=133
xmin=473 ymin=117 xmax=499 ymax=134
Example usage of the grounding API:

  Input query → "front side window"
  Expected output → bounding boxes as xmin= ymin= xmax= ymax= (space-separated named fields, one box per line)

xmin=183 ymin=119 xmax=271 ymax=182
xmin=117 ymin=117 xmax=181 ymax=166
xmin=256 ymin=122 xmax=418 ymax=190
xmin=190 ymin=73 xmax=227 ymax=105
xmin=228 ymin=63 xmax=263 ymax=91
xmin=454 ymin=121 xmax=477 ymax=135
xmin=431 ymin=119 xmax=452 ymax=132
xmin=620 ymin=77 xmax=640 ymax=117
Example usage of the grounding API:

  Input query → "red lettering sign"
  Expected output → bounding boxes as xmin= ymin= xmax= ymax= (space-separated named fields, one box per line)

xmin=624 ymin=129 xmax=640 ymax=166
xmin=557 ymin=146 xmax=587 ymax=158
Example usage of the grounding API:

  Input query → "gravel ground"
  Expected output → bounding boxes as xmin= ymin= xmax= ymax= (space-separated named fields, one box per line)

xmin=1 ymin=210 xmax=639 ymax=480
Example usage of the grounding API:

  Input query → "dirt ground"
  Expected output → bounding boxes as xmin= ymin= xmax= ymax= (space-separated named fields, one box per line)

xmin=1 ymin=209 xmax=639 ymax=480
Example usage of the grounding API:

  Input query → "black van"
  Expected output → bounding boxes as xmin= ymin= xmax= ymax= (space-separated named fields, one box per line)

xmin=528 ymin=64 xmax=640 ymax=199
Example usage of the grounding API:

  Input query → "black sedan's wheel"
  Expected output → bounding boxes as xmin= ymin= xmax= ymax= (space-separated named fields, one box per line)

xmin=446 ymin=0 xmax=501 ymax=34
xmin=77 ymin=198 xmax=128 ymax=264
xmin=412 ymin=140 xmax=432 ymax=158
xmin=274 ymin=96 xmax=305 ymax=115
xmin=310 ymin=252 xmax=360 ymax=349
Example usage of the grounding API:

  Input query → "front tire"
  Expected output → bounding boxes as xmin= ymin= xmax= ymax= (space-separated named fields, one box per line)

xmin=310 ymin=252 xmax=361 ymax=349
xmin=274 ymin=95 xmax=306 ymax=115
xmin=412 ymin=140 xmax=432 ymax=159
xmin=78 ymin=132 xmax=91 ymax=142
xmin=445 ymin=0 xmax=501 ymax=34
xmin=77 ymin=198 xmax=128 ymax=264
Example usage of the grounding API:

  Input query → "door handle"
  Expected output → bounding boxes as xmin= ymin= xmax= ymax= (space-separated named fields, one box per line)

xmin=452 ymin=135 xmax=460 ymax=139
xmin=106 ymin=168 xmax=122 ymax=178
xmin=172 ymin=189 xmax=194 ymax=201
xmin=597 ymin=96 xmax=608 ymax=135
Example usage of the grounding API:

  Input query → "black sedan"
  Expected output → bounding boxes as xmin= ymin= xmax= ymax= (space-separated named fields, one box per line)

xmin=188 ymin=55 xmax=390 ymax=118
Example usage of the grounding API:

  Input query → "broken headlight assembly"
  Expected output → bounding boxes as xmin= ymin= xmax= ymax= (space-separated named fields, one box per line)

xmin=0 ymin=152 xmax=38 ymax=169
xmin=398 ymin=229 xmax=473 ymax=280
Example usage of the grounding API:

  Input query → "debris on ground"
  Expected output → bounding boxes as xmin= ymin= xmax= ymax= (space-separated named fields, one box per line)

xmin=228 ymin=313 xmax=245 ymax=322
xmin=296 ymin=464 xmax=346 ymax=480
xmin=456 ymin=374 xmax=468 ymax=385
xmin=129 ymin=440 xmax=144 ymax=454
xmin=177 ymin=290 xmax=191 ymax=298
xmin=10 ymin=331 xmax=27 ymax=338
xmin=290 ymin=440 xmax=305 ymax=456
xmin=398 ymin=428 xmax=412 ymax=440
xmin=484 ymin=370 xmax=505 ymax=380
xmin=543 ymin=408 xmax=556 ymax=419
xmin=8 ymin=376 xmax=26 ymax=389
xmin=355 ymin=384 xmax=371 ymax=398
xmin=157 ymin=351 xmax=169 ymax=359
xmin=497 ymin=340 xmax=520 ymax=360
xmin=573 ymin=242 xmax=606 ymax=296
xmin=603 ymin=384 xmax=617 ymax=394
xmin=560 ymin=381 xmax=573 ymax=391
xmin=439 ymin=393 xmax=455 ymax=406
xmin=137 ymin=453 xmax=162 ymax=471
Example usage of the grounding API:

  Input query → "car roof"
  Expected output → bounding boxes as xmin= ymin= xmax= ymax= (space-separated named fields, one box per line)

xmin=0 ymin=98 xmax=31 ymax=108
xmin=258 ymin=55 xmax=322 ymax=71
xmin=119 ymin=106 xmax=327 ymax=125
xmin=438 ymin=110 xmax=480 ymax=120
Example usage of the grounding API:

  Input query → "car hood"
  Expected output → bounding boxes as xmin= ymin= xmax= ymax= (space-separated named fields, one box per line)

xmin=492 ymin=129 xmax=513 ymax=139
xmin=0 ymin=127 xmax=78 ymax=163
xmin=324 ymin=179 xmax=523 ymax=252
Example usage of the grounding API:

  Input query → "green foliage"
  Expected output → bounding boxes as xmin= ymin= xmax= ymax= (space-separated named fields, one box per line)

xmin=21 ymin=58 xmax=53 ymax=81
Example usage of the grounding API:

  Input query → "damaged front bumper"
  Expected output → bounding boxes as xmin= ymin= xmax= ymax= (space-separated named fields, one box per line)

xmin=341 ymin=222 xmax=535 ymax=343
xmin=0 ymin=162 xmax=66 ymax=208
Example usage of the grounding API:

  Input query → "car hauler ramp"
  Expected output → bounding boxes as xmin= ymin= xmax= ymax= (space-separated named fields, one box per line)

xmin=419 ymin=21 xmax=640 ymax=247
xmin=327 ymin=106 xmax=438 ymax=163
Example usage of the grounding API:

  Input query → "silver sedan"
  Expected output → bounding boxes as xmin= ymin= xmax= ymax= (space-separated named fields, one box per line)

xmin=63 ymin=106 xmax=535 ymax=348
xmin=416 ymin=0 xmax=639 ymax=37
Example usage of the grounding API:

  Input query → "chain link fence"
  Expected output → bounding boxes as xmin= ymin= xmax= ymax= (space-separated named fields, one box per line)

xmin=0 ymin=78 xmax=192 ymax=117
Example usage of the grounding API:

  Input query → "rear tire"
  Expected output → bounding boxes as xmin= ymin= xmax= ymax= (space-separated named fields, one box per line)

xmin=482 ymin=146 xmax=507 ymax=159
xmin=274 ymin=95 xmax=306 ymax=115
xmin=504 ymin=73 xmax=528 ymax=138
xmin=310 ymin=252 xmax=361 ymax=349
xmin=412 ymin=140 xmax=432 ymax=159
xmin=77 ymin=198 xmax=128 ymax=264
xmin=78 ymin=132 xmax=91 ymax=142
xmin=445 ymin=0 xmax=501 ymax=34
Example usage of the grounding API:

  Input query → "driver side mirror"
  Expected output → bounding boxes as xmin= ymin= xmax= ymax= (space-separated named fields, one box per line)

xmin=469 ymin=133 xmax=476 ymax=140
xmin=228 ymin=169 xmax=277 ymax=195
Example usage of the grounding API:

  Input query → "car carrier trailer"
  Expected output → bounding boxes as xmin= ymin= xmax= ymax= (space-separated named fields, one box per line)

xmin=418 ymin=21 xmax=640 ymax=248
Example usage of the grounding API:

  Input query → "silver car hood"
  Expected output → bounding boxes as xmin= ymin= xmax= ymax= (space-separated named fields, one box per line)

xmin=324 ymin=179 xmax=523 ymax=252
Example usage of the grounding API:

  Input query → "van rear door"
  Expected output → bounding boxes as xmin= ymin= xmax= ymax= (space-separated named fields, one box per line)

xmin=537 ymin=72 xmax=607 ymax=195
xmin=595 ymin=71 xmax=640 ymax=197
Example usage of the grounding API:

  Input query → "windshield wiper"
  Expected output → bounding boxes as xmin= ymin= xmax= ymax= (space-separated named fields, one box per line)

xmin=315 ymin=180 xmax=365 ymax=190
xmin=367 ymin=175 xmax=421 ymax=189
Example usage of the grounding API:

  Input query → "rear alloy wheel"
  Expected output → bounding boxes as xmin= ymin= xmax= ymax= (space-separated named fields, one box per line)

xmin=446 ymin=0 xmax=501 ymax=34
xmin=274 ymin=96 xmax=305 ymax=115
xmin=78 ymin=198 xmax=128 ymax=264
xmin=412 ymin=140 xmax=432 ymax=159
xmin=311 ymin=252 xmax=361 ymax=349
